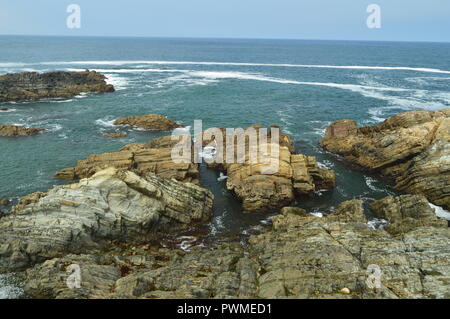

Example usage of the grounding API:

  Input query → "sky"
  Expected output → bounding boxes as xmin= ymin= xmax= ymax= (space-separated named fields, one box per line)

xmin=0 ymin=0 xmax=449 ymax=42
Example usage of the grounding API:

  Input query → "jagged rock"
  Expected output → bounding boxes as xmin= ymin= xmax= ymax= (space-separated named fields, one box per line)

xmin=320 ymin=108 xmax=450 ymax=209
xmin=250 ymin=198 xmax=450 ymax=299
xmin=0 ymin=125 xmax=44 ymax=137
xmin=16 ymin=196 xmax=450 ymax=299
xmin=114 ymin=114 xmax=182 ymax=131
xmin=370 ymin=195 xmax=448 ymax=235
xmin=102 ymin=132 xmax=127 ymax=138
xmin=54 ymin=135 xmax=199 ymax=184
xmin=0 ymin=71 xmax=114 ymax=102
xmin=327 ymin=199 xmax=366 ymax=223
xmin=200 ymin=126 xmax=336 ymax=212
xmin=0 ymin=168 xmax=213 ymax=271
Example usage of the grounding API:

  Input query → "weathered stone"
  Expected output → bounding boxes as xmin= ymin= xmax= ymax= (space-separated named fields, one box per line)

xmin=102 ymin=132 xmax=127 ymax=138
xmin=0 ymin=71 xmax=114 ymax=103
xmin=0 ymin=168 xmax=213 ymax=271
xmin=370 ymin=195 xmax=448 ymax=235
xmin=320 ymin=108 xmax=450 ymax=209
xmin=54 ymin=135 xmax=199 ymax=184
xmin=0 ymin=125 xmax=44 ymax=137
xmin=200 ymin=126 xmax=335 ymax=212
xmin=114 ymin=114 xmax=182 ymax=131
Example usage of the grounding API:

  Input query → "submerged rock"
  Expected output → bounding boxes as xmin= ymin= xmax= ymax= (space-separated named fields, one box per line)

xmin=0 ymin=125 xmax=44 ymax=137
xmin=320 ymin=108 xmax=450 ymax=209
xmin=102 ymin=132 xmax=127 ymax=138
xmin=54 ymin=135 xmax=199 ymax=184
xmin=0 ymin=167 xmax=213 ymax=271
xmin=114 ymin=114 xmax=182 ymax=131
xmin=0 ymin=70 xmax=114 ymax=102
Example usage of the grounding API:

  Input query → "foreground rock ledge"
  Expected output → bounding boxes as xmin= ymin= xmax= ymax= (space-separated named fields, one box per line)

xmin=0 ymin=70 xmax=114 ymax=103
xmin=320 ymin=108 xmax=450 ymax=209
xmin=0 ymin=167 xmax=213 ymax=271
xmin=0 ymin=125 xmax=44 ymax=137
xmin=17 ymin=196 xmax=450 ymax=299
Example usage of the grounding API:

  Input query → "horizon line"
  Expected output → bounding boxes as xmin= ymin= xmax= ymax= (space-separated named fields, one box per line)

xmin=0 ymin=33 xmax=449 ymax=44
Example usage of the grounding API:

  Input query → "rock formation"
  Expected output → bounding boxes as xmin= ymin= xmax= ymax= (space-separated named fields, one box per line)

xmin=200 ymin=125 xmax=336 ymax=212
xmin=54 ymin=135 xmax=199 ymax=184
xmin=320 ymin=108 xmax=450 ymax=209
xmin=114 ymin=114 xmax=182 ymax=131
xmin=102 ymin=132 xmax=127 ymax=138
xmin=16 ymin=195 xmax=450 ymax=299
xmin=0 ymin=71 xmax=114 ymax=102
xmin=0 ymin=167 xmax=213 ymax=271
xmin=0 ymin=125 xmax=44 ymax=137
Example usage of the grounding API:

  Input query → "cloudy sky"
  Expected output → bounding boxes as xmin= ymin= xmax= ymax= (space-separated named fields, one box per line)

xmin=0 ymin=0 xmax=449 ymax=42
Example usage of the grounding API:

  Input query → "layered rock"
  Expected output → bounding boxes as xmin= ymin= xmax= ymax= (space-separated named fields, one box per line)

xmin=200 ymin=126 xmax=336 ymax=212
xmin=0 ymin=71 xmax=114 ymax=102
xmin=320 ymin=108 xmax=450 ymax=209
xmin=18 ymin=195 xmax=450 ymax=299
xmin=54 ymin=135 xmax=199 ymax=184
xmin=114 ymin=114 xmax=182 ymax=131
xmin=0 ymin=125 xmax=44 ymax=137
xmin=370 ymin=195 xmax=448 ymax=235
xmin=0 ymin=167 xmax=213 ymax=271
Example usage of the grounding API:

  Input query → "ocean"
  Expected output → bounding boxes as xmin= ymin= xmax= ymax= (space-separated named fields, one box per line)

xmin=0 ymin=36 xmax=449 ymax=297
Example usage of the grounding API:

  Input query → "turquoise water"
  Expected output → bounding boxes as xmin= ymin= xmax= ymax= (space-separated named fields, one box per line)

xmin=1 ymin=36 xmax=450 ymax=241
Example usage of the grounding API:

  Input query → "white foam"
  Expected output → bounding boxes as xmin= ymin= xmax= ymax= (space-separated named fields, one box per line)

xmin=365 ymin=176 xmax=385 ymax=192
xmin=95 ymin=117 xmax=117 ymax=127
xmin=217 ymin=172 xmax=228 ymax=181
xmin=429 ymin=203 xmax=450 ymax=221
xmin=368 ymin=218 xmax=389 ymax=230
xmin=104 ymin=74 xmax=129 ymax=90
xmin=310 ymin=212 xmax=324 ymax=218
xmin=40 ymin=60 xmax=450 ymax=74
xmin=0 ymin=274 xmax=23 ymax=299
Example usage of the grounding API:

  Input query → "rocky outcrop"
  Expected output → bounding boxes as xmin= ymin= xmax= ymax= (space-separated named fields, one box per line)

xmin=0 ymin=168 xmax=213 ymax=271
xmin=0 ymin=71 xmax=114 ymax=102
xmin=114 ymin=114 xmax=182 ymax=131
xmin=54 ymin=135 xmax=199 ymax=184
xmin=102 ymin=132 xmax=127 ymax=138
xmin=0 ymin=125 xmax=44 ymax=137
xmin=200 ymin=126 xmax=336 ymax=212
xmin=320 ymin=108 xmax=450 ymax=209
xmin=370 ymin=195 xmax=448 ymax=235
xmin=18 ymin=195 xmax=450 ymax=299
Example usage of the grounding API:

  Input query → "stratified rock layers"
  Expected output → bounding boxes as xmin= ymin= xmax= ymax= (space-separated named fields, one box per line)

xmin=0 ymin=168 xmax=213 ymax=271
xmin=320 ymin=108 xmax=450 ymax=209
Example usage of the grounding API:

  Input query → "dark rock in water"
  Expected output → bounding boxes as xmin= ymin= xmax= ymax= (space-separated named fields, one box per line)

xmin=114 ymin=114 xmax=182 ymax=131
xmin=0 ymin=198 xmax=10 ymax=206
xmin=320 ymin=108 xmax=450 ymax=209
xmin=0 ymin=107 xmax=9 ymax=111
xmin=0 ymin=125 xmax=44 ymax=137
xmin=0 ymin=70 xmax=114 ymax=102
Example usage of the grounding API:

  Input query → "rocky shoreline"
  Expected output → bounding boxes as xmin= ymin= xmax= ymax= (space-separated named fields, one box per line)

xmin=0 ymin=107 xmax=449 ymax=299
xmin=0 ymin=70 xmax=114 ymax=103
